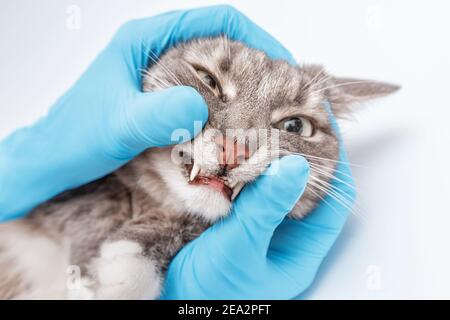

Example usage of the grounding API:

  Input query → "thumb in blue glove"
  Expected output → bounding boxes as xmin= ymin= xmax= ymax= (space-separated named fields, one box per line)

xmin=162 ymin=155 xmax=311 ymax=299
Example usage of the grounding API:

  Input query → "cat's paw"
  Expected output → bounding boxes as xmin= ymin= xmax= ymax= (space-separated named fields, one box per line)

xmin=93 ymin=240 xmax=161 ymax=300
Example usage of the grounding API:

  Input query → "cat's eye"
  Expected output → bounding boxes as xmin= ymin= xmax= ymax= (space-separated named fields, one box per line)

xmin=276 ymin=117 xmax=314 ymax=137
xmin=197 ymin=70 xmax=217 ymax=90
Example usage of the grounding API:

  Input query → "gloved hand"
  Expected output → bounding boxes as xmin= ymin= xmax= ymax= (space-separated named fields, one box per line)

xmin=0 ymin=5 xmax=295 ymax=221
xmin=162 ymin=120 xmax=355 ymax=299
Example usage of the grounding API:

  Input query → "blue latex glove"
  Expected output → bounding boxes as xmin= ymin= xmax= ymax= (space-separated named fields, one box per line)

xmin=0 ymin=5 xmax=295 ymax=221
xmin=162 ymin=120 xmax=355 ymax=299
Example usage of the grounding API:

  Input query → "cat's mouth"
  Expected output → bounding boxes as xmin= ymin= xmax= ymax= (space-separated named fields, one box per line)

xmin=186 ymin=163 xmax=245 ymax=201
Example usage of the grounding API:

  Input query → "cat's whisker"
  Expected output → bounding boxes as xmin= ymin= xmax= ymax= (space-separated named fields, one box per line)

xmin=309 ymin=171 xmax=356 ymax=202
xmin=304 ymin=69 xmax=324 ymax=87
xmin=302 ymin=152 xmax=368 ymax=209
xmin=147 ymin=50 xmax=183 ymax=86
xmin=143 ymin=45 xmax=183 ymax=86
xmin=309 ymin=174 xmax=363 ymax=214
xmin=307 ymin=182 xmax=354 ymax=216
xmin=307 ymin=180 xmax=360 ymax=217
xmin=147 ymin=75 xmax=171 ymax=89
xmin=309 ymin=177 xmax=367 ymax=221
xmin=310 ymin=80 xmax=377 ymax=95
xmin=308 ymin=161 xmax=355 ymax=180
xmin=312 ymin=73 xmax=332 ymax=89
xmin=301 ymin=67 xmax=327 ymax=90
xmin=289 ymin=152 xmax=367 ymax=168
xmin=153 ymin=79 xmax=170 ymax=90
xmin=138 ymin=45 xmax=177 ymax=87
xmin=306 ymin=185 xmax=341 ymax=216
xmin=144 ymin=74 xmax=170 ymax=89
xmin=308 ymin=180 xmax=350 ymax=209
xmin=309 ymin=163 xmax=370 ymax=222
xmin=309 ymin=182 xmax=368 ymax=225
xmin=309 ymin=175 xmax=354 ymax=204
xmin=140 ymin=67 xmax=173 ymax=89
xmin=309 ymin=163 xmax=356 ymax=191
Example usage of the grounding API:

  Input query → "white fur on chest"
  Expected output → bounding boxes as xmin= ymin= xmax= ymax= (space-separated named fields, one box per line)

xmin=0 ymin=222 xmax=69 ymax=299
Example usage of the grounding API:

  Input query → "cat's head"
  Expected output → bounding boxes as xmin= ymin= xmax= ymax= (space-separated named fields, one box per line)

xmin=131 ymin=37 xmax=398 ymax=221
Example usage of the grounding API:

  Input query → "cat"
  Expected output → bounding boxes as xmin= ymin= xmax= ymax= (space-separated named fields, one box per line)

xmin=0 ymin=36 xmax=399 ymax=299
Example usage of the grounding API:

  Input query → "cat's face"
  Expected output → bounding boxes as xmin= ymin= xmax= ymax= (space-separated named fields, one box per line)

xmin=134 ymin=37 xmax=398 ymax=221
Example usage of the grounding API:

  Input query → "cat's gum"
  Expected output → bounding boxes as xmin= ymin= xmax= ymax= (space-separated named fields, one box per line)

xmin=189 ymin=176 xmax=233 ymax=201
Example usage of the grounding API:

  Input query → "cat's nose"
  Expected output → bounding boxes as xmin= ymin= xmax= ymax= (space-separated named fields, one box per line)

xmin=215 ymin=136 xmax=250 ymax=170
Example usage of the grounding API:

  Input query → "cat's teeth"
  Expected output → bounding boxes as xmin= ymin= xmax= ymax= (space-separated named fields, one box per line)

xmin=190 ymin=162 xmax=201 ymax=181
xmin=231 ymin=182 xmax=245 ymax=201
xmin=228 ymin=181 xmax=237 ymax=189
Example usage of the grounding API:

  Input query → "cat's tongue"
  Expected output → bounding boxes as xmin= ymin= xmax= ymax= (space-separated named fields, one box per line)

xmin=189 ymin=176 xmax=233 ymax=201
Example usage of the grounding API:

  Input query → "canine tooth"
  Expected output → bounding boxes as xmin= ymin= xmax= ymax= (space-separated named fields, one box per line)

xmin=228 ymin=181 xmax=237 ymax=189
xmin=190 ymin=162 xmax=201 ymax=181
xmin=231 ymin=182 xmax=245 ymax=200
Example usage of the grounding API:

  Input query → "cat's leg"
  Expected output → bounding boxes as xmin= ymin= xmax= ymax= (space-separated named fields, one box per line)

xmin=88 ymin=211 xmax=208 ymax=300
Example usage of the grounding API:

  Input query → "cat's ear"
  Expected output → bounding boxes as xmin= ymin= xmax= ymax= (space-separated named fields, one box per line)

xmin=328 ymin=77 xmax=400 ymax=117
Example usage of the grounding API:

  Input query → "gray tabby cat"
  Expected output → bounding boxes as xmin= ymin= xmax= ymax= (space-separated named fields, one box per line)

xmin=0 ymin=37 xmax=398 ymax=299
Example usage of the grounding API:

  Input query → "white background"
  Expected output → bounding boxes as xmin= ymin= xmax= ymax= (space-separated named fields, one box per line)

xmin=1 ymin=0 xmax=449 ymax=299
